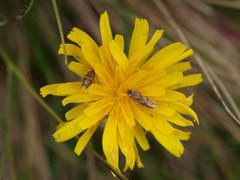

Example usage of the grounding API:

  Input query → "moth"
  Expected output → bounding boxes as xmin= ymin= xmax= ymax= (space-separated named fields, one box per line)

xmin=81 ymin=70 xmax=95 ymax=88
xmin=127 ymin=89 xmax=157 ymax=109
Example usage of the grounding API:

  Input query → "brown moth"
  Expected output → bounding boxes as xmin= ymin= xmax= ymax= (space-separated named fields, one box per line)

xmin=81 ymin=70 xmax=95 ymax=88
xmin=127 ymin=89 xmax=157 ymax=109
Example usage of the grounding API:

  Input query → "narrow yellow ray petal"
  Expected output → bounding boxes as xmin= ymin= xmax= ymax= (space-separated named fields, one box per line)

xmin=74 ymin=122 xmax=100 ymax=155
xmin=128 ymin=18 xmax=149 ymax=57
xmin=58 ymin=43 xmax=84 ymax=60
xmin=155 ymin=90 xmax=186 ymax=102
xmin=166 ymin=62 xmax=192 ymax=73
xmin=170 ymin=74 xmax=203 ymax=89
xmin=133 ymin=123 xmax=150 ymax=151
xmin=142 ymin=42 xmax=188 ymax=70
xmin=139 ymin=87 xmax=165 ymax=97
xmin=65 ymin=104 xmax=88 ymax=121
xmin=130 ymin=29 xmax=163 ymax=66
xmin=53 ymin=115 xmax=86 ymax=142
xmin=87 ymin=83 xmax=112 ymax=96
xmin=168 ymin=102 xmax=199 ymax=124
xmin=40 ymin=82 xmax=82 ymax=97
xmin=94 ymin=63 xmax=113 ymax=87
xmin=156 ymin=72 xmax=184 ymax=87
xmin=99 ymin=45 xmax=115 ymax=75
xmin=103 ymin=112 xmax=120 ymax=169
xmin=120 ymin=100 xmax=135 ymax=126
xmin=109 ymin=40 xmax=128 ymax=69
xmin=167 ymin=113 xmax=194 ymax=127
xmin=152 ymin=117 xmax=175 ymax=134
xmin=67 ymin=27 xmax=99 ymax=52
xmin=81 ymin=44 xmax=100 ymax=68
xmin=62 ymin=94 xmax=101 ymax=106
xmin=84 ymin=97 xmax=113 ymax=116
xmin=154 ymin=103 xmax=175 ymax=117
xmin=151 ymin=127 xmax=184 ymax=158
xmin=100 ymin=11 xmax=113 ymax=45
xmin=173 ymin=129 xmax=191 ymax=141
xmin=134 ymin=143 xmax=144 ymax=168
xmin=67 ymin=61 xmax=89 ymax=77
xmin=130 ymin=101 xmax=153 ymax=131
xmin=114 ymin=34 xmax=124 ymax=50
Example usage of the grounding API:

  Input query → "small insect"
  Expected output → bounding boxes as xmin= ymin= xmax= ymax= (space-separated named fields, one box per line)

xmin=127 ymin=89 xmax=157 ymax=109
xmin=81 ymin=70 xmax=95 ymax=88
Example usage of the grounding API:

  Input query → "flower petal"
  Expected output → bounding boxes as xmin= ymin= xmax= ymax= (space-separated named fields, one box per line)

xmin=53 ymin=115 xmax=86 ymax=142
xmin=168 ymin=102 xmax=199 ymax=124
xmin=151 ymin=127 xmax=184 ymax=158
xmin=67 ymin=27 xmax=99 ymax=52
xmin=67 ymin=61 xmax=89 ymax=77
xmin=170 ymin=74 xmax=203 ymax=89
xmin=62 ymin=94 xmax=101 ymax=106
xmin=142 ymin=42 xmax=189 ymax=70
xmin=114 ymin=34 xmax=124 ymax=50
xmin=100 ymin=11 xmax=113 ymax=45
xmin=133 ymin=123 xmax=150 ymax=151
xmin=40 ymin=82 xmax=82 ymax=97
xmin=103 ymin=112 xmax=120 ymax=169
xmin=166 ymin=62 xmax=192 ymax=73
xmin=74 ymin=123 xmax=100 ymax=155
xmin=120 ymin=100 xmax=135 ymax=127
xmin=128 ymin=18 xmax=149 ymax=57
xmin=65 ymin=104 xmax=88 ymax=121
xmin=109 ymin=40 xmax=128 ymax=69
xmin=58 ymin=43 xmax=85 ymax=61
xmin=167 ymin=113 xmax=194 ymax=127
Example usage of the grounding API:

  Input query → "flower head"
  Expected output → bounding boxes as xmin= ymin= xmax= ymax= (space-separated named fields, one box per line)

xmin=40 ymin=11 xmax=202 ymax=171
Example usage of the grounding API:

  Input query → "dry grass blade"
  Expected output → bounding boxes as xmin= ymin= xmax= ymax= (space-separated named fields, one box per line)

xmin=153 ymin=0 xmax=240 ymax=125
xmin=0 ymin=0 xmax=34 ymax=27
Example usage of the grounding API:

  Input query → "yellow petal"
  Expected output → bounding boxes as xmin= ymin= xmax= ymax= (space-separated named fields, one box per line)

xmin=156 ymin=90 xmax=186 ymax=101
xmin=154 ymin=103 xmax=175 ymax=116
xmin=67 ymin=61 xmax=89 ymax=77
xmin=81 ymin=44 xmax=100 ymax=68
xmin=120 ymin=100 xmax=135 ymax=126
xmin=87 ymin=83 xmax=113 ymax=96
xmin=130 ymin=29 xmax=163 ymax=66
xmin=152 ymin=117 xmax=175 ymax=134
xmin=114 ymin=34 xmax=124 ymax=50
xmin=65 ymin=104 xmax=88 ymax=121
xmin=173 ymin=129 xmax=191 ymax=141
xmin=53 ymin=115 xmax=86 ymax=142
xmin=151 ymin=127 xmax=184 ymax=158
xmin=58 ymin=43 xmax=85 ymax=61
xmin=142 ymin=42 xmax=188 ymax=70
xmin=134 ymin=143 xmax=144 ymax=168
xmin=156 ymin=72 xmax=184 ymax=87
xmin=130 ymin=101 xmax=153 ymax=131
xmin=67 ymin=27 xmax=99 ymax=52
xmin=84 ymin=97 xmax=113 ymax=116
xmin=109 ymin=40 xmax=128 ymax=69
xmin=139 ymin=87 xmax=165 ymax=97
xmin=166 ymin=62 xmax=192 ymax=73
xmin=99 ymin=45 xmax=115 ymax=75
xmin=168 ymin=102 xmax=199 ymax=124
xmin=62 ymin=93 xmax=101 ymax=106
xmin=100 ymin=11 xmax=113 ymax=45
xmin=74 ymin=123 xmax=100 ymax=155
xmin=102 ymin=112 xmax=119 ymax=169
xmin=128 ymin=18 xmax=149 ymax=57
xmin=40 ymin=82 xmax=82 ymax=97
xmin=170 ymin=74 xmax=203 ymax=89
xmin=94 ymin=63 xmax=113 ymax=87
xmin=167 ymin=113 xmax=194 ymax=127
xmin=133 ymin=123 xmax=150 ymax=151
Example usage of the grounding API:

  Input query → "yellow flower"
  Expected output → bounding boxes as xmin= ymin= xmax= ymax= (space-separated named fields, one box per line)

xmin=40 ymin=11 xmax=202 ymax=171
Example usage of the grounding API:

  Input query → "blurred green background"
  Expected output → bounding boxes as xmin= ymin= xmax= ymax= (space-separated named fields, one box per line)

xmin=1 ymin=0 xmax=240 ymax=179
